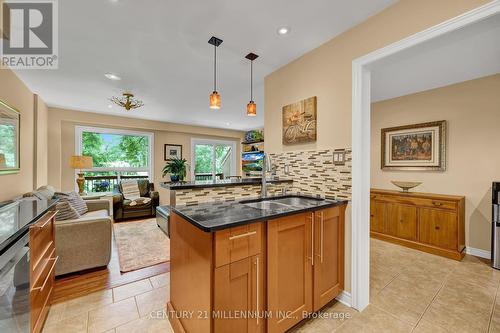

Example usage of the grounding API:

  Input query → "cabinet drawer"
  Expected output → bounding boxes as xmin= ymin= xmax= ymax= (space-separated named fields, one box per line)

xmin=215 ymin=223 xmax=262 ymax=267
xmin=418 ymin=208 xmax=458 ymax=250
xmin=31 ymin=249 xmax=58 ymax=333
xmin=29 ymin=211 xmax=56 ymax=272
xmin=374 ymin=194 xmax=455 ymax=211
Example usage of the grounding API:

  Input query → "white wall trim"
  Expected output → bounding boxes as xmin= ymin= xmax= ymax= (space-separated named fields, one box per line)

xmin=466 ymin=247 xmax=491 ymax=260
xmin=351 ymin=0 xmax=500 ymax=312
xmin=335 ymin=291 xmax=352 ymax=308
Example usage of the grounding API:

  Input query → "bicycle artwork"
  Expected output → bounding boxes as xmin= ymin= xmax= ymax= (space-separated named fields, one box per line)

xmin=282 ymin=96 xmax=317 ymax=145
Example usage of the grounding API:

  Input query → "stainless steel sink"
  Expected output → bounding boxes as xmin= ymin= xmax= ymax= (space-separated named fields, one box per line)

xmin=272 ymin=197 xmax=322 ymax=206
xmin=243 ymin=201 xmax=291 ymax=210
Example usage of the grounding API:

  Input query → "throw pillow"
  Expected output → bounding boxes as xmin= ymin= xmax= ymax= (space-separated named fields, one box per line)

xmin=55 ymin=201 xmax=80 ymax=221
xmin=55 ymin=191 xmax=88 ymax=215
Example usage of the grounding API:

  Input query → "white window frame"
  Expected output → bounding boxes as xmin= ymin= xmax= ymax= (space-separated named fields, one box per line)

xmin=75 ymin=125 xmax=154 ymax=179
xmin=191 ymin=138 xmax=237 ymax=180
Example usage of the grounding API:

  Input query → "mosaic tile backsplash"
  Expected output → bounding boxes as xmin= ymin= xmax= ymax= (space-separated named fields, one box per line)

xmin=173 ymin=148 xmax=352 ymax=206
xmin=270 ymin=148 xmax=352 ymax=200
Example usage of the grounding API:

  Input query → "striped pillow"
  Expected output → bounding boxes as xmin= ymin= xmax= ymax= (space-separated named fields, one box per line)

xmin=55 ymin=191 xmax=88 ymax=215
xmin=55 ymin=201 xmax=81 ymax=221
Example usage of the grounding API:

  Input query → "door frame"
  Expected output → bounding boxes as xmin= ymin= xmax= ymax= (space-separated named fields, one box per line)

xmin=191 ymin=138 xmax=237 ymax=180
xmin=350 ymin=0 xmax=500 ymax=311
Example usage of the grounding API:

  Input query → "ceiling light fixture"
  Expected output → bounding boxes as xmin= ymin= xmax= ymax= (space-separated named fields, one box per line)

xmin=245 ymin=52 xmax=258 ymax=117
xmin=277 ymin=26 xmax=290 ymax=35
xmin=109 ymin=92 xmax=144 ymax=111
xmin=208 ymin=36 xmax=223 ymax=110
xmin=104 ymin=73 xmax=121 ymax=81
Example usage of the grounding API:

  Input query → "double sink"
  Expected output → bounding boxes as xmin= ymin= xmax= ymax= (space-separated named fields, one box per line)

xmin=241 ymin=195 xmax=325 ymax=210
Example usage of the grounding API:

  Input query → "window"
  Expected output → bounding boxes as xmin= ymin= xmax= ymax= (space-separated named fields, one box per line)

xmin=76 ymin=126 xmax=154 ymax=193
xmin=191 ymin=139 xmax=236 ymax=181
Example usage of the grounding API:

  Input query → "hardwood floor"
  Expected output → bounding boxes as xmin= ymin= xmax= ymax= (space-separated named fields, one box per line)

xmin=52 ymin=219 xmax=170 ymax=304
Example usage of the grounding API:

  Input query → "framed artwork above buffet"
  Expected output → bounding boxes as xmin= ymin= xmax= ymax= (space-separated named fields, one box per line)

xmin=381 ymin=120 xmax=446 ymax=171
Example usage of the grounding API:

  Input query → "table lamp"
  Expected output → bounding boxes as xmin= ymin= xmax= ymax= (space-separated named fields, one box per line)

xmin=69 ymin=155 xmax=93 ymax=194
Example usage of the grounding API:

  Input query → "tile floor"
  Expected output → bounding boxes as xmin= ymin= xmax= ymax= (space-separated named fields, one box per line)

xmin=44 ymin=239 xmax=500 ymax=333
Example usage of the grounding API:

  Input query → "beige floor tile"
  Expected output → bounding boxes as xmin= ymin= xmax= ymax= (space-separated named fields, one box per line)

xmin=42 ymin=313 xmax=88 ymax=333
xmin=135 ymin=286 xmax=169 ymax=317
xmin=371 ymin=274 xmax=442 ymax=325
xmin=44 ymin=302 xmax=65 ymax=326
xmin=88 ymin=298 xmax=139 ymax=333
xmin=115 ymin=316 xmax=173 ymax=333
xmin=413 ymin=319 xmax=451 ymax=333
xmin=290 ymin=301 xmax=357 ymax=332
xmin=421 ymin=280 xmax=494 ymax=333
xmin=370 ymin=265 xmax=398 ymax=296
xmin=150 ymin=272 xmax=170 ymax=289
xmin=57 ymin=289 xmax=114 ymax=321
xmin=334 ymin=305 xmax=413 ymax=333
xmin=113 ymin=278 xmax=153 ymax=302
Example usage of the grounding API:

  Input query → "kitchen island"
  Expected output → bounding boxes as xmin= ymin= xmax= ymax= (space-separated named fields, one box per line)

xmin=167 ymin=195 xmax=348 ymax=333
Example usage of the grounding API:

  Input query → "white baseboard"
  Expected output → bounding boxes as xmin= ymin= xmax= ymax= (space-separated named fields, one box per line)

xmin=466 ymin=247 xmax=491 ymax=259
xmin=335 ymin=291 xmax=352 ymax=307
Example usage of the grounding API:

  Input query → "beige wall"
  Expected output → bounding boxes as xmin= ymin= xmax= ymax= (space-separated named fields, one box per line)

xmin=372 ymin=74 xmax=500 ymax=252
xmin=47 ymin=107 xmax=245 ymax=203
xmin=263 ymin=0 xmax=490 ymax=292
xmin=35 ymin=95 xmax=49 ymax=188
xmin=0 ymin=69 xmax=49 ymax=202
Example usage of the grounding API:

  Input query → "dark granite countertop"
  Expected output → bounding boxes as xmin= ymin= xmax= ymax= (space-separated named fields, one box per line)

xmin=161 ymin=177 xmax=293 ymax=190
xmin=0 ymin=198 xmax=59 ymax=255
xmin=171 ymin=195 xmax=348 ymax=232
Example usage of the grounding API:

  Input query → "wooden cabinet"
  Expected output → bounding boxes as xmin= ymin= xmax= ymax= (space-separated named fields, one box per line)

xmin=214 ymin=254 xmax=264 ymax=333
xmin=313 ymin=207 xmax=345 ymax=311
xmin=267 ymin=213 xmax=313 ymax=333
xmin=29 ymin=210 xmax=57 ymax=333
xmin=168 ymin=203 xmax=347 ymax=333
xmin=370 ymin=189 xmax=465 ymax=260
xmin=267 ymin=206 xmax=346 ymax=333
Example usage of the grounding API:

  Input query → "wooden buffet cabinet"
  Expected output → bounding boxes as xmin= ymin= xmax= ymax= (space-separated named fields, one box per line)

xmin=168 ymin=203 xmax=346 ymax=333
xmin=370 ymin=189 xmax=465 ymax=260
xmin=29 ymin=210 xmax=58 ymax=333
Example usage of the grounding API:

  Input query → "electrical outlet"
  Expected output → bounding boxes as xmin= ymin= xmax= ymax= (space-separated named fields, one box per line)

xmin=333 ymin=151 xmax=346 ymax=165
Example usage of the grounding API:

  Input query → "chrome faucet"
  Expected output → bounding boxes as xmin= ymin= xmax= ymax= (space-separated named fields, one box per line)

xmin=261 ymin=154 xmax=273 ymax=198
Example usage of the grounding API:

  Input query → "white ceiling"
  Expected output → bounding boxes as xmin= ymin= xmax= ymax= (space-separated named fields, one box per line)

xmin=371 ymin=13 xmax=500 ymax=102
xmin=14 ymin=0 xmax=396 ymax=131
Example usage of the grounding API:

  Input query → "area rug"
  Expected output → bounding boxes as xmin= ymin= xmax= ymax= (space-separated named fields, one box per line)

xmin=113 ymin=218 xmax=170 ymax=272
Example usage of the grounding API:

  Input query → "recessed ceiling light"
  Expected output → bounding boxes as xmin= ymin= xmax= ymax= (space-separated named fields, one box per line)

xmin=107 ymin=104 xmax=113 ymax=109
xmin=104 ymin=73 xmax=121 ymax=81
xmin=277 ymin=26 xmax=290 ymax=36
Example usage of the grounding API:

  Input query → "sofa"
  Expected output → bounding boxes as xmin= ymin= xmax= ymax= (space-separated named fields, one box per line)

xmin=24 ymin=186 xmax=112 ymax=276
xmin=112 ymin=180 xmax=159 ymax=221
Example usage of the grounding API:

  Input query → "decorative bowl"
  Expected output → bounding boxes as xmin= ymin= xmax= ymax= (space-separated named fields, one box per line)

xmin=391 ymin=181 xmax=422 ymax=192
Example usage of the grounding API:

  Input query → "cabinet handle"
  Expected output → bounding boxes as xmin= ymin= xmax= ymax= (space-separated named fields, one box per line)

xmin=31 ymin=256 xmax=58 ymax=292
xmin=400 ymin=219 xmax=404 ymax=223
xmin=432 ymin=201 xmax=443 ymax=206
xmin=255 ymin=257 xmax=259 ymax=325
xmin=320 ymin=211 xmax=324 ymax=263
xmin=435 ymin=226 xmax=440 ymax=230
xmin=229 ymin=231 xmax=256 ymax=240
xmin=310 ymin=213 xmax=314 ymax=266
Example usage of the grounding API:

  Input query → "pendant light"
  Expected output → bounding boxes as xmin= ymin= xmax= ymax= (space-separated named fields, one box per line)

xmin=208 ymin=36 xmax=223 ymax=109
xmin=245 ymin=53 xmax=258 ymax=116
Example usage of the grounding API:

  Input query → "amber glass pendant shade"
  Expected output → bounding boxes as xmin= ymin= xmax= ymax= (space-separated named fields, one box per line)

xmin=210 ymin=91 xmax=221 ymax=109
xmin=247 ymin=100 xmax=256 ymax=116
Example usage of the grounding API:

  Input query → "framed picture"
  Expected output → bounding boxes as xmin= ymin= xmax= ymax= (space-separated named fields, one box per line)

xmin=282 ymin=96 xmax=317 ymax=145
xmin=164 ymin=144 xmax=182 ymax=160
xmin=0 ymin=100 xmax=20 ymax=175
xmin=381 ymin=120 xmax=446 ymax=171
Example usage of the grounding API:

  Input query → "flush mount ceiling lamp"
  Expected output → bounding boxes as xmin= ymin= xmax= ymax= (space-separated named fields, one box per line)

xmin=104 ymin=73 xmax=121 ymax=81
xmin=109 ymin=92 xmax=144 ymax=111
xmin=277 ymin=26 xmax=290 ymax=36
xmin=208 ymin=36 xmax=223 ymax=110
xmin=245 ymin=52 xmax=259 ymax=117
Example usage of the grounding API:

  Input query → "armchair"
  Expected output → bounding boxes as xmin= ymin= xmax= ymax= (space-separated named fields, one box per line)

xmin=113 ymin=179 xmax=159 ymax=221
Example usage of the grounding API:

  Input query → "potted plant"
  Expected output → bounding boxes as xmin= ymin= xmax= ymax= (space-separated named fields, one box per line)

xmin=162 ymin=157 xmax=189 ymax=182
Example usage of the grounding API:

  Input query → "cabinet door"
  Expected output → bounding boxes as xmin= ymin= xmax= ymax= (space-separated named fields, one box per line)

xmin=313 ymin=207 xmax=344 ymax=311
xmin=267 ymin=213 xmax=313 ymax=333
xmin=370 ymin=200 xmax=385 ymax=233
xmin=214 ymin=254 xmax=264 ymax=333
xmin=419 ymin=208 xmax=458 ymax=250
xmin=395 ymin=205 xmax=417 ymax=241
